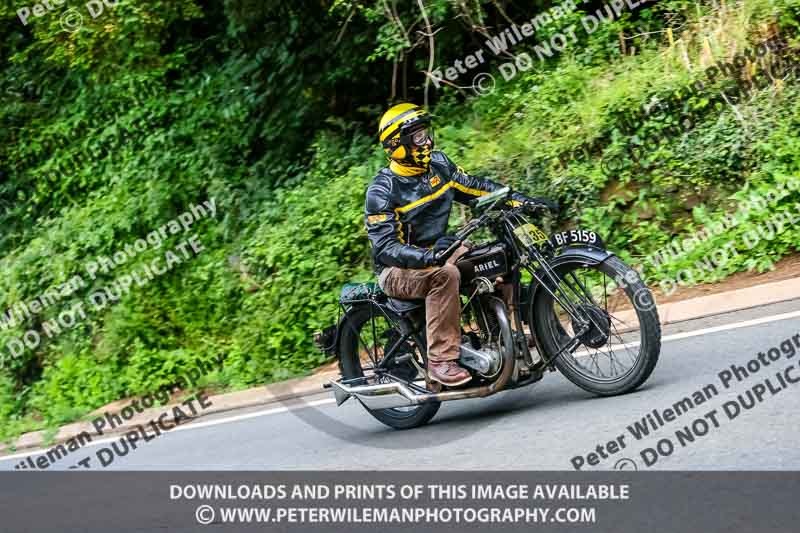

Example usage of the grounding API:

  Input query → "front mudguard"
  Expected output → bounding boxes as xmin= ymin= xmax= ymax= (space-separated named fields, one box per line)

xmin=520 ymin=245 xmax=614 ymax=325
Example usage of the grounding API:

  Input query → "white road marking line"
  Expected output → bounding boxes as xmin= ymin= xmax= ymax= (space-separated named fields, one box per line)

xmin=4 ymin=309 xmax=800 ymax=464
xmin=0 ymin=397 xmax=336 ymax=463
xmin=659 ymin=309 xmax=800 ymax=340
xmin=575 ymin=309 xmax=800 ymax=357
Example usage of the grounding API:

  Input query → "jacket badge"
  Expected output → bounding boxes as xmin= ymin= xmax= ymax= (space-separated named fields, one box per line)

xmin=429 ymin=176 xmax=441 ymax=188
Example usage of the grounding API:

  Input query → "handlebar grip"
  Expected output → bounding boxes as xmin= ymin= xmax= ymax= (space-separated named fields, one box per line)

xmin=523 ymin=202 xmax=552 ymax=216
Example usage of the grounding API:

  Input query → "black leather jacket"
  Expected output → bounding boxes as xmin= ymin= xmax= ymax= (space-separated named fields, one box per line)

xmin=364 ymin=151 xmax=533 ymax=275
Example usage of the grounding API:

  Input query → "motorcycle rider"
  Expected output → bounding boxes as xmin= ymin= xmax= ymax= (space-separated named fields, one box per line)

xmin=365 ymin=103 xmax=558 ymax=386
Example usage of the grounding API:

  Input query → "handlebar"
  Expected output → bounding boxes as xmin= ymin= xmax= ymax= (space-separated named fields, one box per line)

xmin=433 ymin=188 xmax=554 ymax=264
xmin=469 ymin=186 xmax=553 ymax=215
xmin=470 ymin=186 xmax=511 ymax=209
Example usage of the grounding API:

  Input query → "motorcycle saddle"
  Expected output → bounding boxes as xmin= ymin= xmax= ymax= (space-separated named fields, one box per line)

xmin=386 ymin=297 xmax=423 ymax=315
xmin=339 ymin=282 xmax=422 ymax=315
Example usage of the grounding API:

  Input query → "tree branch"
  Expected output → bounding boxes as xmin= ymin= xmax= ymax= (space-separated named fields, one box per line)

xmin=416 ymin=0 xmax=436 ymax=107
xmin=334 ymin=5 xmax=357 ymax=47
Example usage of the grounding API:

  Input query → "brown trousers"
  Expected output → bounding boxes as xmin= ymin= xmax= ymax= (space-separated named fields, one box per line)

xmin=378 ymin=246 xmax=516 ymax=363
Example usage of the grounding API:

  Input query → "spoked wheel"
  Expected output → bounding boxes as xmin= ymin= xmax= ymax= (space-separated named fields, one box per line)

xmin=531 ymin=255 xmax=661 ymax=396
xmin=338 ymin=304 xmax=440 ymax=429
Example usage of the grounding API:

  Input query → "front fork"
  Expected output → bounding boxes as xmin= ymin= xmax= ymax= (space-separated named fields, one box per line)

xmin=506 ymin=267 xmax=541 ymax=369
xmin=513 ymin=262 xmax=592 ymax=370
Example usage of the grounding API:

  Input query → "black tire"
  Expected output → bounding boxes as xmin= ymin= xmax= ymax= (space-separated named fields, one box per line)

xmin=532 ymin=255 xmax=661 ymax=396
xmin=338 ymin=305 xmax=441 ymax=429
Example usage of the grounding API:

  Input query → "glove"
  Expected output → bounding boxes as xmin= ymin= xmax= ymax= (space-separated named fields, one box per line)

xmin=524 ymin=197 xmax=560 ymax=215
xmin=433 ymin=234 xmax=459 ymax=254
xmin=425 ymin=235 xmax=459 ymax=266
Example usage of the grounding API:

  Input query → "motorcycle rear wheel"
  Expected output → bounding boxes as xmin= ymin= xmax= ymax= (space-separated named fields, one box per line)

xmin=338 ymin=305 xmax=441 ymax=430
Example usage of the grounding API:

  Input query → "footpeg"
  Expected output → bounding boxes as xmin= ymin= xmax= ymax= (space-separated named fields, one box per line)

xmin=394 ymin=353 xmax=413 ymax=364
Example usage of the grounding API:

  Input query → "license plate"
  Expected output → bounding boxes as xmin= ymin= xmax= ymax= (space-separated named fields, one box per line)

xmin=549 ymin=229 xmax=605 ymax=249
xmin=513 ymin=223 xmax=549 ymax=247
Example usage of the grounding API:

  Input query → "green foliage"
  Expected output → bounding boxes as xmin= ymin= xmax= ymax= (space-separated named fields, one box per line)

xmin=226 ymin=132 xmax=380 ymax=386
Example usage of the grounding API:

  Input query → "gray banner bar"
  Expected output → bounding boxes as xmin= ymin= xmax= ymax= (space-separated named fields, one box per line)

xmin=0 ymin=472 xmax=797 ymax=532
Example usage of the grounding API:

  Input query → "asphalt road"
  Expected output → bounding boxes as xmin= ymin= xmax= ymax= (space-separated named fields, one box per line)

xmin=3 ymin=299 xmax=800 ymax=471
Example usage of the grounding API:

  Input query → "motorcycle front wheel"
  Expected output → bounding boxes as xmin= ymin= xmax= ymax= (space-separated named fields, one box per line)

xmin=531 ymin=255 xmax=661 ymax=396
xmin=338 ymin=304 xmax=441 ymax=430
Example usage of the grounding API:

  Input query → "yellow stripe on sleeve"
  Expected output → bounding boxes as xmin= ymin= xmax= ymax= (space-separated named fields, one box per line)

xmin=450 ymin=181 xmax=489 ymax=198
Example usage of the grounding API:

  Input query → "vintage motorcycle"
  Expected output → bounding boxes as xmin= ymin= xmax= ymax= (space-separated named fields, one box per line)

xmin=315 ymin=186 xmax=661 ymax=429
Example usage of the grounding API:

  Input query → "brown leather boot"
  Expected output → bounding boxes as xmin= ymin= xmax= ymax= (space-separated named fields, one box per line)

xmin=428 ymin=361 xmax=471 ymax=387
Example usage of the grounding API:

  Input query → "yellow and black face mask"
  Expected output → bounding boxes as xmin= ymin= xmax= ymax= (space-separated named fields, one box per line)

xmin=410 ymin=143 xmax=432 ymax=168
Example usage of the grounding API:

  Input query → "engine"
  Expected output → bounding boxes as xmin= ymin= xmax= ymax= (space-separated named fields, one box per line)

xmin=458 ymin=342 xmax=503 ymax=378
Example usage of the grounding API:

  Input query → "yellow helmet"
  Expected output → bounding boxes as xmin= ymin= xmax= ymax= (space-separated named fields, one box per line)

xmin=378 ymin=103 xmax=434 ymax=172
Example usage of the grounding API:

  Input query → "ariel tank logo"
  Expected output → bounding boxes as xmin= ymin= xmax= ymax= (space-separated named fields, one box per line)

xmin=475 ymin=259 xmax=500 ymax=273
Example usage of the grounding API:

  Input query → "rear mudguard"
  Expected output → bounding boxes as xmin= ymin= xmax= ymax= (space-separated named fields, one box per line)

xmin=520 ymin=245 xmax=614 ymax=325
xmin=318 ymin=302 xmax=369 ymax=359
xmin=320 ymin=299 xmax=416 ymax=360
xmin=316 ymin=283 xmax=385 ymax=358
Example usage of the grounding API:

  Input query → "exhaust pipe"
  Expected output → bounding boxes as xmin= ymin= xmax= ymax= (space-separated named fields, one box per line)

xmin=330 ymin=378 xmax=516 ymax=410
xmin=331 ymin=295 xmax=517 ymax=410
xmin=331 ymin=380 xmax=419 ymax=409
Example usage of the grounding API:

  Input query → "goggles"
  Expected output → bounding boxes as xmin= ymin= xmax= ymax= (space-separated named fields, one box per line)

xmin=410 ymin=128 xmax=431 ymax=146
xmin=397 ymin=127 xmax=433 ymax=148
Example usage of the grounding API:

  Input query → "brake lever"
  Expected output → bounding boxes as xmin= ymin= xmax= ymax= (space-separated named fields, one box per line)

xmin=432 ymin=219 xmax=482 ymax=263
xmin=489 ymin=191 xmax=509 ymax=212
xmin=433 ymin=243 xmax=460 ymax=265
xmin=525 ymin=202 xmax=556 ymax=218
